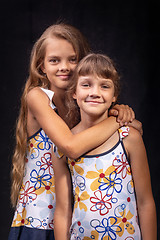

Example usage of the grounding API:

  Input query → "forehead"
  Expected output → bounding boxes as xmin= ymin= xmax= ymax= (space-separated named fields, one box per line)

xmin=45 ymin=37 xmax=76 ymax=56
xmin=78 ymin=75 xmax=113 ymax=83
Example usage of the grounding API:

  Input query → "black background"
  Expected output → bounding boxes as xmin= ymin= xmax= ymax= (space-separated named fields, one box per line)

xmin=1 ymin=0 xmax=159 ymax=239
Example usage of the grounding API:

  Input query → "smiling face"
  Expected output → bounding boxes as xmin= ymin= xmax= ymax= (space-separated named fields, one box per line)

xmin=73 ymin=74 xmax=116 ymax=122
xmin=42 ymin=37 xmax=77 ymax=92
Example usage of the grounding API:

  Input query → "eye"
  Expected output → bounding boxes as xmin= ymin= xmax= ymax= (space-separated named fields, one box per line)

xmin=82 ymin=83 xmax=90 ymax=87
xmin=101 ymin=84 xmax=110 ymax=89
xmin=69 ymin=56 xmax=77 ymax=64
xmin=49 ymin=58 xmax=59 ymax=64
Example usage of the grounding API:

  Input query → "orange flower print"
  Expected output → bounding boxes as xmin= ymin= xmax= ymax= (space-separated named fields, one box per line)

xmin=74 ymin=187 xmax=90 ymax=212
xmin=12 ymin=208 xmax=27 ymax=227
xmin=86 ymin=165 xmax=115 ymax=191
xmin=68 ymin=157 xmax=85 ymax=175
xmin=35 ymin=178 xmax=55 ymax=197
xmin=84 ymin=230 xmax=99 ymax=240
xmin=111 ymin=207 xmax=135 ymax=237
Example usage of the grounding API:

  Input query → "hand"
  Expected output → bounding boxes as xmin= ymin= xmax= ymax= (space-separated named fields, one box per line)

xmin=128 ymin=119 xmax=143 ymax=135
xmin=109 ymin=104 xmax=135 ymax=126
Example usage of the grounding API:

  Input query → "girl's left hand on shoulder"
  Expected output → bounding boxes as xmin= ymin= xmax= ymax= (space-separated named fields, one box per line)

xmin=109 ymin=104 xmax=135 ymax=126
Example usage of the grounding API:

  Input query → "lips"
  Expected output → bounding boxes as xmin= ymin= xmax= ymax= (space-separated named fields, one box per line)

xmin=56 ymin=75 xmax=71 ymax=80
xmin=85 ymin=100 xmax=103 ymax=104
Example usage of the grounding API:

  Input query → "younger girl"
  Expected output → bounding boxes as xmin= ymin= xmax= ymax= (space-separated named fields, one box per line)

xmin=53 ymin=53 xmax=156 ymax=239
xmin=8 ymin=23 xmax=138 ymax=240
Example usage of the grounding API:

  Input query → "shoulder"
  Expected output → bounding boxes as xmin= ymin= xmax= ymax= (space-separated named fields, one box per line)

xmin=127 ymin=126 xmax=142 ymax=142
xmin=27 ymin=87 xmax=49 ymax=106
xmin=123 ymin=126 xmax=144 ymax=154
xmin=27 ymin=87 xmax=46 ymax=101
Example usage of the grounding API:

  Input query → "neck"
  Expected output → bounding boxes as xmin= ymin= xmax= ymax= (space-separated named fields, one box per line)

xmin=72 ymin=111 xmax=108 ymax=134
xmin=52 ymin=89 xmax=70 ymax=126
xmin=53 ymin=91 xmax=65 ymax=108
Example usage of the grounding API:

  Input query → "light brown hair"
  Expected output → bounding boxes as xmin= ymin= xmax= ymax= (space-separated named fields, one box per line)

xmin=11 ymin=23 xmax=90 ymax=207
xmin=66 ymin=53 xmax=120 ymax=128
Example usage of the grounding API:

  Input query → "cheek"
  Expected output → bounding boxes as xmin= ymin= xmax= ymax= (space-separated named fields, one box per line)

xmin=70 ymin=64 xmax=77 ymax=72
xmin=74 ymin=91 xmax=85 ymax=106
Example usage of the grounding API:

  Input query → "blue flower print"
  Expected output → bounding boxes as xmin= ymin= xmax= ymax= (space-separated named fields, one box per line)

xmin=75 ymin=175 xmax=86 ymax=191
xmin=30 ymin=148 xmax=40 ymax=160
xmin=99 ymin=171 xmax=122 ymax=197
xmin=30 ymin=168 xmax=52 ymax=190
xmin=91 ymin=216 xmax=122 ymax=240
xmin=34 ymin=131 xmax=52 ymax=150
xmin=26 ymin=216 xmax=42 ymax=229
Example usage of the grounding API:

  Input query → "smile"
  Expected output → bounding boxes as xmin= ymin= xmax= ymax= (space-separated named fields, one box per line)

xmin=56 ymin=75 xmax=71 ymax=80
xmin=85 ymin=101 xmax=103 ymax=104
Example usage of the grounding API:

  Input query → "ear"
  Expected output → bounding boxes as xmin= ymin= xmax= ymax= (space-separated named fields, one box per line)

xmin=41 ymin=63 xmax=46 ymax=73
xmin=112 ymin=96 xmax=117 ymax=103
xmin=73 ymin=93 xmax=77 ymax=99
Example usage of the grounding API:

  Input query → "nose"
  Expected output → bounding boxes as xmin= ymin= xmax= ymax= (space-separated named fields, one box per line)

xmin=89 ymin=85 xmax=100 ymax=98
xmin=59 ymin=60 xmax=70 ymax=72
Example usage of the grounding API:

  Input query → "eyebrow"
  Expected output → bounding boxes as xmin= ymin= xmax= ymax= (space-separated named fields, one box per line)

xmin=47 ymin=54 xmax=77 ymax=58
xmin=79 ymin=76 xmax=112 ymax=82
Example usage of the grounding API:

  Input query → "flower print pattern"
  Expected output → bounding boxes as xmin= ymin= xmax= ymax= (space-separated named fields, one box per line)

xmin=35 ymin=194 xmax=55 ymax=227
xmin=117 ymin=191 xmax=135 ymax=216
xmin=71 ymin=209 xmax=91 ymax=239
xmin=91 ymin=217 xmax=122 ymax=240
xmin=99 ymin=171 xmax=122 ymax=197
xmin=83 ymin=230 xmax=99 ymax=240
xmin=39 ymin=152 xmax=54 ymax=176
xmin=74 ymin=187 xmax=90 ymax=212
xmin=30 ymin=168 xmax=52 ymax=190
xmin=111 ymin=207 xmax=135 ymax=237
xmin=19 ymin=181 xmax=37 ymax=205
xmin=118 ymin=127 xmax=129 ymax=138
xmin=69 ymin=127 xmax=141 ymax=239
xmin=34 ymin=131 xmax=52 ymax=150
xmin=35 ymin=179 xmax=55 ymax=197
xmin=112 ymin=153 xmax=131 ymax=179
xmin=12 ymin=208 xmax=27 ymax=227
xmin=90 ymin=190 xmax=112 ymax=215
xmin=86 ymin=165 xmax=115 ymax=191
xmin=68 ymin=157 xmax=85 ymax=175
xmin=73 ymin=174 xmax=86 ymax=192
xmin=11 ymin=128 xmax=56 ymax=231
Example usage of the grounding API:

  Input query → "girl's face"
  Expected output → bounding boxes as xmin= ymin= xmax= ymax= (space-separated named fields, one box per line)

xmin=73 ymin=74 xmax=116 ymax=121
xmin=42 ymin=37 xmax=77 ymax=92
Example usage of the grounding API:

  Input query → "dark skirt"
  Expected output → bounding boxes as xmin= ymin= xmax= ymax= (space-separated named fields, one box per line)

xmin=8 ymin=226 xmax=55 ymax=240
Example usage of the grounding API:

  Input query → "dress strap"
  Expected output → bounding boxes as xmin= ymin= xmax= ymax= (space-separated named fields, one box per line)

xmin=40 ymin=87 xmax=56 ymax=110
xmin=118 ymin=126 xmax=130 ymax=140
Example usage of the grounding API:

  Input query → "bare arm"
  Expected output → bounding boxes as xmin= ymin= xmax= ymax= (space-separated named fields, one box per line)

xmin=52 ymin=151 xmax=72 ymax=240
xmin=27 ymin=88 xmax=121 ymax=159
xmin=124 ymin=127 xmax=157 ymax=240
xmin=27 ymin=88 xmax=137 ymax=159
xmin=110 ymin=104 xmax=143 ymax=135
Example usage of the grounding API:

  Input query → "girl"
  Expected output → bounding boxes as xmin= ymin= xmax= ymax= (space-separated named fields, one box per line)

xmin=53 ymin=53 xmax=156 ymax=239
xmin=8 ymin=23 xmax=139 ymax=240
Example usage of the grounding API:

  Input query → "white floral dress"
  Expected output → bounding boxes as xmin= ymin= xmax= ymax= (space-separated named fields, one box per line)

xmin=8 ymin=88 xmax=56 ymax=240
xmin=68 ymin=127 xmax=141 ymax=240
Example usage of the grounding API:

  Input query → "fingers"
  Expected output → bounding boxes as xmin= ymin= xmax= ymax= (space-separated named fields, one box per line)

xmin=128 ymin=119 xmax=143 ymax=135
xmin=109 ymin=109 xmax=118 ymax=117
xmin=111 ymin=104 xmax=135 ymax=126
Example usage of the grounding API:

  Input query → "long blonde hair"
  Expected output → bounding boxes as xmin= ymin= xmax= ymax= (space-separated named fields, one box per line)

xmin=11 ymin=23 xmax=90 ymax=207
xmin=66 ymin=53 xmax=120 ymax=128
